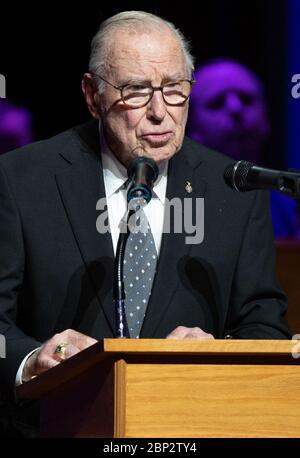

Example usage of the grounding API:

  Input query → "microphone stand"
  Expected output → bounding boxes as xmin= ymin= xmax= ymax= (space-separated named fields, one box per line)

xmin=114 ymin=209 xmax=134 ymax=338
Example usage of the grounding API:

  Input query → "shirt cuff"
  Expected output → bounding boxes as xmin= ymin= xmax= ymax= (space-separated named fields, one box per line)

xmin=15 ymin=347 xmax=40 ymax=386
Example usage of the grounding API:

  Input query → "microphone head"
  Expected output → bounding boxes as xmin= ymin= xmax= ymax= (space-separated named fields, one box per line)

xmin=224 ymin=160 xmax=254 ymax=191
xmin=127 ymin=156 xmax=159 ymax=204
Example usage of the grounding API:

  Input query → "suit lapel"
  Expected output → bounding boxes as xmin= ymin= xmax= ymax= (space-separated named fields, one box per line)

xmin=141 ymin=142 xmax=206 ymax=337
xmin=55 ymin=121 xmax=116 ymax=335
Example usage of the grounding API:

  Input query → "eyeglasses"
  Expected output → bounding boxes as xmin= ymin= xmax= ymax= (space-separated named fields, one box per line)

xmin=93 ymin=74 xmax=195 ymax=108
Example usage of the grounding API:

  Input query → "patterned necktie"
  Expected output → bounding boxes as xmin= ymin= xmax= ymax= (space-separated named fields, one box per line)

xmin=123 ymin=208 xmax=158 ymax=338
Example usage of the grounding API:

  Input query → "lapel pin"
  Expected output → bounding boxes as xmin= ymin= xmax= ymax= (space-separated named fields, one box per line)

xmin=185 ymin=181 xmax=193 ymax=193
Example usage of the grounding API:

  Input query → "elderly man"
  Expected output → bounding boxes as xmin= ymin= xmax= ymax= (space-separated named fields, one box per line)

xmin=0 ymin=11 xmax=290 ymax=436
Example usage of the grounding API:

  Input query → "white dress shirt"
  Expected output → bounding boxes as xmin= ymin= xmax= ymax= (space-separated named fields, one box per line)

xmin=15 ymin=127 xmax=168 ymax=386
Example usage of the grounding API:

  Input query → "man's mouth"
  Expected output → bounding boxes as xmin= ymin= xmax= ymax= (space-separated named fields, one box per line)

xmin=141 ymin=132 xmax=173 ymax=146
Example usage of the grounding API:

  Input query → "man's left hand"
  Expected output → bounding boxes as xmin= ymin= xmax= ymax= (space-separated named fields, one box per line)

xmin=166 ymin=326 xmax=214 ymax=340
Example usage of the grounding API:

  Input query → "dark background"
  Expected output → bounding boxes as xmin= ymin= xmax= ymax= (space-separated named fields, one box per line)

xmin=0 ymin=0 xmax=286 ymax=167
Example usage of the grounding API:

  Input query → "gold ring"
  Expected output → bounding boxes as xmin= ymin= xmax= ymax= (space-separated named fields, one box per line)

xmin=54 ymin=342 xmax=68 ymax=359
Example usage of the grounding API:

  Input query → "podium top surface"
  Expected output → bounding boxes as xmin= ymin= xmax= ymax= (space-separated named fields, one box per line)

xmin=101 ymin=338 xmax=297 ymax=355
xmin=17 ymin=339 xmax=299 ymax=399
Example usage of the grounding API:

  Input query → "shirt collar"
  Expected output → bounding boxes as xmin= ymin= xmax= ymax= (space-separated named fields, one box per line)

xmin=100 ymin=122 xmax=168 ymax=202
xmin=101 ymin=129 xmax=128 ymax=198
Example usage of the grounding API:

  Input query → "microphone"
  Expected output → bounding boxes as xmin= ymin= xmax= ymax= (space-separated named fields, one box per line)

xmin=224 ymin=160 xmax=300 ymax=197
xmin=127 ymin=156 xmax=159 ymax=204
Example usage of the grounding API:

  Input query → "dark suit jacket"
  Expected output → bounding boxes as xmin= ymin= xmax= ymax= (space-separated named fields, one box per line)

xmin=0 ymin=120 xmax=290 ymax=397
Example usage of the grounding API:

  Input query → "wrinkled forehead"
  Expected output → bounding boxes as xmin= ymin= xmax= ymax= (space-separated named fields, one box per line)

xmin=105 ymin=28 xmax=187 ymax=80
xmin=193 ymin=63 xmax=263 ymax=101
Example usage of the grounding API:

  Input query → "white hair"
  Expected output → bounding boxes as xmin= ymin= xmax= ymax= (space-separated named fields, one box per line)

xmin=89 ymin=10 xmax=195 ymax=93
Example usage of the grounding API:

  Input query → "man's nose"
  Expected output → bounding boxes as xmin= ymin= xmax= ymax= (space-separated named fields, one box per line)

xmin=146 ymin=90 xmax=167 ymax=121
xmin=226 ymin=92 xmax=243 ymax=115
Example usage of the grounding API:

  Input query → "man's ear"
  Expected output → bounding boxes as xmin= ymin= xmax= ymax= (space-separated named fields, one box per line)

xmin=82 ymin=73 xmax=101 ymax=119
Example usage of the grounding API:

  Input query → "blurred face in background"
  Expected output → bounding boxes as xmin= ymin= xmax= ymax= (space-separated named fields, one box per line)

xmin=0 ymin=105 xmax=33 ymax=154
xmin=187 ymin=61 xmax=270 ymax=163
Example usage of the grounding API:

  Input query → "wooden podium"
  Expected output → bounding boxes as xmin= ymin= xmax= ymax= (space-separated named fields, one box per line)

xmin=17 ymin=339 xmax=300 ymax=438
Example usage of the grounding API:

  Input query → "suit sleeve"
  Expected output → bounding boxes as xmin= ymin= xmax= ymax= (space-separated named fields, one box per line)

xmin=0 ymin=164 xmax=41 ymax=394
xmin=224 ymin=190 xmax=291 ymax=339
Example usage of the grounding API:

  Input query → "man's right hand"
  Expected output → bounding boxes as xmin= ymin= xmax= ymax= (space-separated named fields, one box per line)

xmin=22 ymin=329 xmax=97 ymax=383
